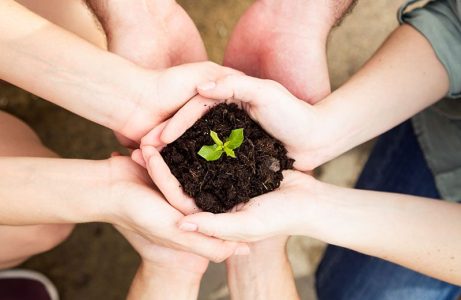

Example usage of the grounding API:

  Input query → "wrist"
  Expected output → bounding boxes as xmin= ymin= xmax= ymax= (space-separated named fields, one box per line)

xmin=141 ymin=260 xmax=204 ymax=283
xmin=226 ymin=243 xmax=298 ymax=300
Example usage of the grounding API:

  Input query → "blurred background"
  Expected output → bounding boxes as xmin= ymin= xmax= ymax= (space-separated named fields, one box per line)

xmin=0 ymin=0 xmax=403 ymax=299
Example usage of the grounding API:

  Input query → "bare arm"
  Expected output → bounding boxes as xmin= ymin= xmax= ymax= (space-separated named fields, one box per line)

xmin=0 ymin=157 xmax=109 ymax=225
xmin=127 ymin=262 xmax=202 ymax=300
xmin=0 ymin=0 xmax=143 ymax=133
xmin=318 ymin=24 xmax=449 ymax=163
xmin=179 ymin=171 xmax=461 ymax=286
xmin=226 ymin=238 xmax=299 ymax=300
xmin=306 ymin=180 xmax=461 ymax=285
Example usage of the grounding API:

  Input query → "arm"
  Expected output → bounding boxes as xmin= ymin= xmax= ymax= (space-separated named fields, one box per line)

xmin=0 ymin=0 xmax=141 ymax=133
xmin=179 ymin=171 xmax=461 ymax=285
xmin=223 ymin=0 xmax=358 ymax=103
xmin=127 ymin=262 xmax=202 ymax=300
xmin=0 ymin=156 xmax=241 ymax=262
xmin=0 ymin=0 xmax=234 ymax=142
xmin=226 ymin=237 xmax=299 ymax=300
xmin=84 ymin=0 xmax=206 ymax=69
xmin=170 ymin=24 xmax=449 ymax=170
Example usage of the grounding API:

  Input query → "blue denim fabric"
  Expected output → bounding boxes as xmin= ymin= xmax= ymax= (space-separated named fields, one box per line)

xmin=315 ymin=120 xmax=461 ymax=300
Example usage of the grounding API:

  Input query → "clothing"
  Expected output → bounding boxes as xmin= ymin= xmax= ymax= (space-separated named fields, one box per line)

xmin=315 ymin=120 xmax=461 ymax=300
xmin=399 ymin=0 xmax=461 ymax=201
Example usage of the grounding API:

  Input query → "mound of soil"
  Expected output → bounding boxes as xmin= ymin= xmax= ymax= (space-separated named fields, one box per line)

xmin=161 ymin=103 xmax=294 ymax=213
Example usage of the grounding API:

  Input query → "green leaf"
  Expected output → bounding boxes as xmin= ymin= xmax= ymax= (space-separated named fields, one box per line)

xmin=198 ymin=145 xmax=224 ymax=161
xmin=225 ymin=128 xmax=244 ymax=150
xmin=224 ymin=147 xmax=236 ymax=158
xmin=210 ymin=131 xmax=223 ymax=146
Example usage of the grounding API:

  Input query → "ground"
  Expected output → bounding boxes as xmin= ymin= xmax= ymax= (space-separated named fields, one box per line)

xmin=0 ymin=0 xmax=402 ymax=299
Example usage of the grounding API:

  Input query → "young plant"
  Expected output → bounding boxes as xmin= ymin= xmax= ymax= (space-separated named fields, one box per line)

xmin=198 ymin=128 xmax=244 ymax=161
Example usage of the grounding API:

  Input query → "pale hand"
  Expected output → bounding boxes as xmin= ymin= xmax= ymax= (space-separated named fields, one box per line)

xmin=156 ymin=74 xmax=332 ymax=171
xmin=176 ymin=171 xmax=315 ymax=242
xmin=107 ymin=156 xmax=246 ymax=262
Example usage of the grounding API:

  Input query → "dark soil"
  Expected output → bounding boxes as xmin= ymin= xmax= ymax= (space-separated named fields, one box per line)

xmin=161 ymin=103 xmax=294 ymax=213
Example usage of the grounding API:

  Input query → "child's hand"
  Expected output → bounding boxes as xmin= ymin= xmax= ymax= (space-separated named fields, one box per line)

xmin=154 ymin=74 xmax=331 ymax=171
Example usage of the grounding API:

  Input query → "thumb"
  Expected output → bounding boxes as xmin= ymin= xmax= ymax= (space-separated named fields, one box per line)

xmin=141 ymin=145 xmax=199 ymax=215
xmin=197 ymin=74 xmax=285 ymax=105
xmin=178 ymin=211 xmax=263 ymax=242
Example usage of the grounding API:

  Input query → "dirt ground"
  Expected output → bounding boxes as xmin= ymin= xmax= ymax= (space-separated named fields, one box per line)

xmin=0 ymin=0 xmax=403 ymax=299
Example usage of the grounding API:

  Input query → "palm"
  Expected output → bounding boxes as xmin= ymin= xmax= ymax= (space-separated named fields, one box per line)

xmin=224 ymin=1 xmax=330 ymax=103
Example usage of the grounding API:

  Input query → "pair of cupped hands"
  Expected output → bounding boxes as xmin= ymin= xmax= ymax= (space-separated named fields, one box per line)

xmin=104 ymin=0 xmax=333 ymax=277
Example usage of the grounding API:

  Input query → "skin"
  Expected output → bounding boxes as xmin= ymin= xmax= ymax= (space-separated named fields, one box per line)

xmin=131 ymin=1 xmax=356 ymax=298
xmin=84 ymin=2 xmax=213 ymax=297
xmin=0 ymin=2 xmax=242 ymax=299
xmin=169 ymin=25 xmax=461 ymax=285
xmin=0 ymin=0 xmax=236 ymax=143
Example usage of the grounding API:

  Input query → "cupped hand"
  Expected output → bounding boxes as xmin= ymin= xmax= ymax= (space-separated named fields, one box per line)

xmin=176 ymin=170 xmax=317 ymax=243
xmin=113 ymin=61 xmax=239 ymax=145
xmin=141 ymin=150 xmax=317 ymax=243
xmin=97 ymin=0 xmax=210 ymax=147
xmin=223 ymin=0 xmax=331 ymax=103
xmin=156 ymin=74 xmax=332 ymax=171
xmin=106 ymin=156 xmax=248 ymax=262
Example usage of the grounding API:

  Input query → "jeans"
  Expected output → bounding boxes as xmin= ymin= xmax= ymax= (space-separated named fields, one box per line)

xmin=315 ymin=120 xmax=461 ymax=300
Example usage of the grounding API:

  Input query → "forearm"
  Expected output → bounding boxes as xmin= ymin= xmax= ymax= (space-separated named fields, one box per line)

xmin=84 ymin=0 xmax=174 ymax=45
xmin=0 ymin=0 xmax=144 ymax=134
xmin=127 ymin=261 xmax=202 ymax=300
xmin=302 ymin=182 xmax=461 ymax=285
xmin=316 ymin=25 xmax=449 ymax=163
xmin=260 ymin=0 xmax=358 ymax=40
xmin=0 ymin=157 xmax=110 ymax=225
xmin=226 ymin=241 xmax=299 ymax=300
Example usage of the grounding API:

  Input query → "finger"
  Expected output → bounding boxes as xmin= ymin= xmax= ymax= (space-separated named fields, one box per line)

xmin=131 ymin=149 xmax=147 ymax=168
xmin=142 ymin=145 xmax=200 ymax=215
xmin=161 ymin=95 xmax=219 ymax=144
xmin=178 ymin=211 xmax=263 ymax=242
xmin=197 ymin=74 xmax=285 ymax=105
xmin=141 ymin=120 xmax=168 ymax=148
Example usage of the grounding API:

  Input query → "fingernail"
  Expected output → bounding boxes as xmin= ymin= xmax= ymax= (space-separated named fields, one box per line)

xmin=179 ymin=222 xmax=198 ymax=232
xmin=198 ymin=81 xmax=216 ymax=91
xmin=234 ymin=246 xmax=250 ymax=256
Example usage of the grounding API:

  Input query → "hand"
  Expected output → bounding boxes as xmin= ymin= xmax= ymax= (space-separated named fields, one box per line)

xmin=87 ymin=0 xmax=208 ymax=148
xmin=176 ymin=170 xmax=316 ymax=243
xmin=143 ymin=153 xmax=316 ymax=243
xmin=156 ymin=74 xmax=332 ymax=171
xmin=112 ymin=61 xmax=238 ymax=144
xmin=224 ymin=0 xmax=331 ymax=103
xmin=106 ymin=156 xmax=247 ymax=262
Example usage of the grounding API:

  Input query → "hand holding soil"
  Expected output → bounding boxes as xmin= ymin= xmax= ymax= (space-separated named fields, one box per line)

xmin=150 ymin=73 xmax=332 ymax=172
xmin=160 ymin=103 xmax=294 ymax=213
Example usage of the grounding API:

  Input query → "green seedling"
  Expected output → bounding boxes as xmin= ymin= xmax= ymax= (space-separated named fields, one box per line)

xmin=198 ymin=128 xmax=244 ymax=161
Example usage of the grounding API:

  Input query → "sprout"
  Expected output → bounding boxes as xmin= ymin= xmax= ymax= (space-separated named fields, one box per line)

xmin=198 ymin=128 xmax=244 ymax=161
